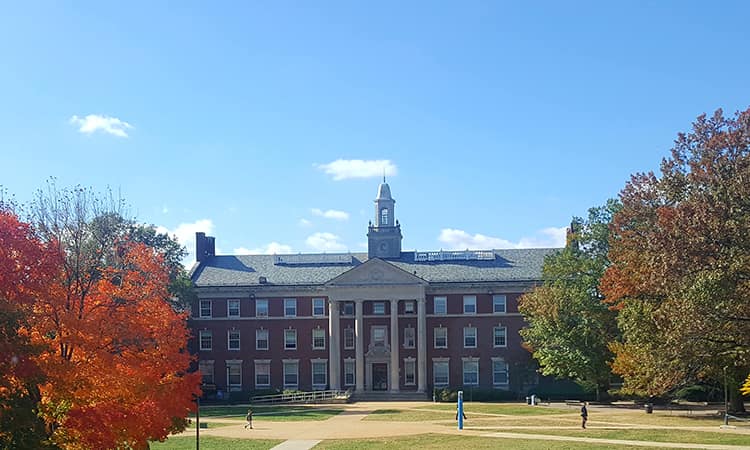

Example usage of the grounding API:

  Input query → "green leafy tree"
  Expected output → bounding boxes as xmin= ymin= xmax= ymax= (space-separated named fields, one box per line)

xmin=602 ymin=108 xmax=750 ymax=411
xmin=519 ymin=200 xmax=620 ymax=400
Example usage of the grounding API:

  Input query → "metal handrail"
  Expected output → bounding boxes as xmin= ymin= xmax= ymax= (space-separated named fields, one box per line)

xmin=251 ymin=389 xmax=351 ymax=404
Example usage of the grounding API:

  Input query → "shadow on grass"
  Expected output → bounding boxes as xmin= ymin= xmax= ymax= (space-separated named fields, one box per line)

xmin=370 ymin=409 xmax=401 ymax=415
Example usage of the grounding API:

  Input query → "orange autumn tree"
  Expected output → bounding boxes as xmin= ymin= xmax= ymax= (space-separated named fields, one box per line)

xmin=0 ymin=207 xmax=58 ymax=449
xmin=26 ymin=185 xmax=200 ymax=449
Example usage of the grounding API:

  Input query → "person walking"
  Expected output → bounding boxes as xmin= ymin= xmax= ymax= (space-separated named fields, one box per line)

xmin=580 ymin=401 xmax=588 ymax=429
xmin=244 ymin=409 xmax=253 ymax=429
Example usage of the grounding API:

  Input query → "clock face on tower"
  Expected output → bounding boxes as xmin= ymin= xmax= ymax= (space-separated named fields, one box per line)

xmin=379 ymin=242 xmax=388 ymax=252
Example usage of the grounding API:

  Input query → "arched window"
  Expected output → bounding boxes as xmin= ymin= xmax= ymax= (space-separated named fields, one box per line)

xmin=380 ymin=208 xmax=389 ymax=225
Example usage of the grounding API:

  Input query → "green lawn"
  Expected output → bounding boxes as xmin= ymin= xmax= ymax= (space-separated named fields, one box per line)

xmin=426 ymin=402 xmax=572 ymax=416
xmin=151 ymin=436 xmax=282 ymax=450
xmin=503 ymin=427 xmax=750 ymax=447
xmin=312 ymin=433 xmax=644 ymax=449
xmin=365 ymin=403 xmax=575 ymax=421
xmin=194 ymin=405 xmax=343 ymax=421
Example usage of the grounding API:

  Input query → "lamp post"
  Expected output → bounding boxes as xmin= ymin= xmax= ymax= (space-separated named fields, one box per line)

xmin=723 ymin=367 xmax=729 ymax=426
xmin=196 ymin=396 xmax=200 ymax=450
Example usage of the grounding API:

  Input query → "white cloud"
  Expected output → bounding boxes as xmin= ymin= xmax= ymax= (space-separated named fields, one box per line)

xmin=306 ymin=232 xmax=347 ymax=252
xmin=299 ymin=218 xmax=312 ymax=227
xmin=438 ymin=226 xmax=567 ymax=250
xmin=233 ymin=242 xmax=293 ymax=255
xmin=69 ymin=114 xmax=133 ymax=137
xmin=156 ymin=219 xmax=214 ymax=264
xmin=311 ymin=208 xmax=349 ymax=220
xmin=314 ymin=159 xmax=397 ymax=181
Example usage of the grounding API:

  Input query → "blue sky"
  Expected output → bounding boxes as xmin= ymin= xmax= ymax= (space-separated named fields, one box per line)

xmin=2 ymin=2 xmax=749 ymax=264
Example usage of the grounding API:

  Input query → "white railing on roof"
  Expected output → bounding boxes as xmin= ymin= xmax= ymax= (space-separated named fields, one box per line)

xmin=413 ymin=250 xmax=495 ymax=262
xmin=274 ymin=254 xmax=352 ymax=265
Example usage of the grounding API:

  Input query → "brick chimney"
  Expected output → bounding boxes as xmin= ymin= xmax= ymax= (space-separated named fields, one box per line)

xmin=195 ymin=232 xmax=216 ymax=262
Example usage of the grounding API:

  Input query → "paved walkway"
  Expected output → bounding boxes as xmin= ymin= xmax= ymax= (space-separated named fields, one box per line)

xmin=184 ymin=401 xmax=750 ymax=449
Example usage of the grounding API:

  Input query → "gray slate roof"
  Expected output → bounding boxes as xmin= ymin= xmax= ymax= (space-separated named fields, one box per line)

xmin=191 ymin=248 xmax=559 ymax=287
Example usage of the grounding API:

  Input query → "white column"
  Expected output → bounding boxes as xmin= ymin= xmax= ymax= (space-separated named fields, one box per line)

xmin=390 ymin=298 xmax=400 ymax=392
xmin=355 ymin=300 xmax=365 ymax=392
xmin=328 ymin=299 xmax=340 ymax=390
xmin=417 ymin=296 xmax=427 ymax=393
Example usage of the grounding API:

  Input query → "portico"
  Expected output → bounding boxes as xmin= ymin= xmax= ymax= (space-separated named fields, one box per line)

xmin=326 ymin=258 xmax=427 ymax=393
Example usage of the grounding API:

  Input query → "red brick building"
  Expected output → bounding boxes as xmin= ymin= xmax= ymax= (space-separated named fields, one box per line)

xmin=189 ymin=182 xmax=557 ymax=398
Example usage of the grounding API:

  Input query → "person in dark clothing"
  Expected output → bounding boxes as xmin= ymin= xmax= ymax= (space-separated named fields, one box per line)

xmin=581 ymin=402 xmax=588 ymax=429
xmin=244 ymin=409 xmax=253 ymax=429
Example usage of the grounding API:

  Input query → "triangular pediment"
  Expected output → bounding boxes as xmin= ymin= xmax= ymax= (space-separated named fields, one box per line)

xmin=327 ymin=258 xmax=426 ymax=286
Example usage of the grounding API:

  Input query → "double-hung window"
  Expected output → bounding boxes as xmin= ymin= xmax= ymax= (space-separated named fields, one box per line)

xmin=404 ymin=359 xmax=416 ymax=385
xmin=256 ymin=329 xmax=269 ymax=350
xmin=493 ymin=326 xmax=507 ymax=347
xmin=493 ymin=294 xmax=507 ymax=313
xmin=199 ymin=330 xmax=212 ymax=350
xmin=284 ymin=329 xmax=297 ymax=350
xmin=463 ymin=295 xmax=477 ymax=314
xmin=256 ymin=299 xmax=268 ymax=318
xmin=463 ymin=327 xmax=477 ymax=348
xmin=312 ymin=298 xmax=326 ymax=316
xmin=200 ymin=300 xmax=212 ymax=318
xmin=373 ymin=302 xmax=385 ymax=315
xmin=492 ymin=358 xmax=509 ymax=386
xmin=312 ymin=329 xmax=325 ymax=350
xmin=283 ymin=360 xmax=298 ymax=387
xmin=462 ymin=358 xmax=479 ymax=385
xmin=228 ymin=329 xmax=240 ymax=350
xmin=344 ymin=328 xmax=355 ymax=349
xmin=372 ymin=326 xmax=387 ymax=348
xmin=227 ymin=299 xmax=240 ymax=317
xmin=311 ymin=360 xmax=327 ymax=388
xmin=226 ymin=361 xmax=242 ymax=391
xmin=403 ymin=327 xmax=415 ymax=348
xmin=255 ymin=360 xmax=270 ymax=387
xmin=404 ymin=301 xmax=415 ymax=314
xmin=434 ymin=327 xmax=447 ymax=348
xmin=434 ymin=296 xmax=447 ymax=315
xmin=284 ymin=298 xmax=297 ymax=317
xmin=344 ymin=360 xmax=355 ymax=386
xmin=198 ymin=360 xmax=214 ymax=384
xmin=433 ymin=360 xmax=449 ymax=386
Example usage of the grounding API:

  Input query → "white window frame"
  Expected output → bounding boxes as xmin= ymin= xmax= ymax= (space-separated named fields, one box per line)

xmin=493 ymin=294 xmax=507 ymax=314
xmin=462 ymin=358 xmax=479 ymax=386
xmin=434 ymin=327 xmax=447 ymax=349
xmin=199 ymin=330 xmax=212 ymax=351
xmin=403 ymin=327 xmax=415 ymax=349
xmin=404 ymin=358 xmax=416 ymax=386
xmin=433 ymin=296 xmax=447 ymax=315
xmin=433 ymin=358 xmax=449 ymax=387
xmin=199 ymin=360 xmax=214 ymax=385
xmin=492 ymin=357 xmax=509 ymax=386
xmin=373 ymin=302 xmax=385 ymax=315
xmin=226 ymin=360 xmax=242 ymax=391
xmin=344 ymin=328 xmax=355 ymax=350
xmin=312 ymin=328 xmax=326 ymax=350
xmin=342 ymin=302 xmax=354 ymax=316
xmin=256 ymin=299 xmax=269 ymax=318
xmin=463 ymin=327 xmax=477 ymax=348
xmin=284 ymin=329 xmax=297 ymax=350
xmin=284 ymin=298 xmax=297 ymax=317
xmin=283 ymin=360 xmax=299 ymax=388
xmin=228 ymin=329 xmax=241 ymax=351
xmin=493 ymin=326 xmax=507 ymax=348
xmin=344 ymin=359 xmax=356 ymax=386
xmin=311 ymin=359 xmax=327 ymax=389
xmin=256 ymin=328 xmax=269 ymax=350
xmin=463 ymin=295 xmax=477 ymax=315
xmin=404 ymin=301 xmax=415 ymax=314
xmin=312 ymin=298 xmax=326 ymax=317
xmin=227 ymin=299 xmax=240 ymax=317
xmin=254 ymin=360 xmax=270 ymax=387
xmin=200 ymin=300 xmax=212 ymax=318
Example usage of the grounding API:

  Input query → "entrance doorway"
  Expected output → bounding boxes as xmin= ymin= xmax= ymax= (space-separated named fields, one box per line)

xmin=372 ymin=363 xmax=388 ymax=391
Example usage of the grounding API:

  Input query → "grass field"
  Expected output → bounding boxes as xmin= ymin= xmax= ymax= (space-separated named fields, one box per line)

xmin=194 ymin=405 xmax=343 ymax=421
xmin=152 ymin=436 xmax=282 ymax=450
xmin=312 ymin=434 xmax=644 ymax=449
xmin=502 ymin=427 xmax=750 ymax=446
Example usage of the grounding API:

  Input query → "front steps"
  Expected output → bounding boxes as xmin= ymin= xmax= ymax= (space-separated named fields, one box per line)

xmin=350 ymin=391 xmax=429 ymax=402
